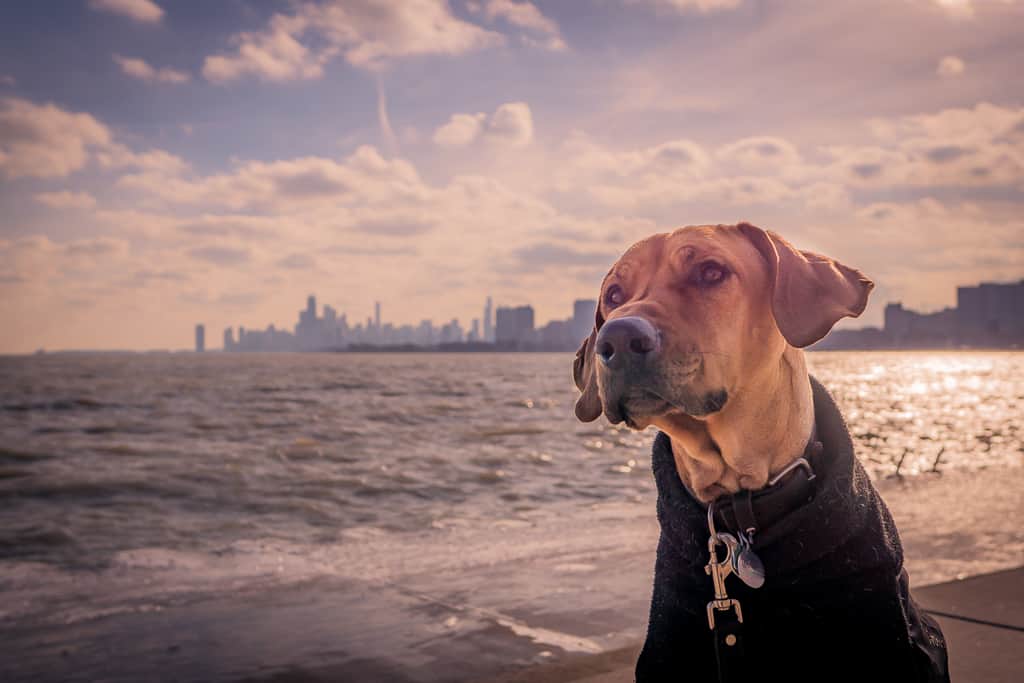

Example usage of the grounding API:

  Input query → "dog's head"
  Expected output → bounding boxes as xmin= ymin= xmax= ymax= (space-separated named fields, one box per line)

xmin=573 ymin=223 xmax=873 ymax=427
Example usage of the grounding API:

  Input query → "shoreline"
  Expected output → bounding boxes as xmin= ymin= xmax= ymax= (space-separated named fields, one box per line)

xmin=2 ymin=463 xmax=1021 ymax=682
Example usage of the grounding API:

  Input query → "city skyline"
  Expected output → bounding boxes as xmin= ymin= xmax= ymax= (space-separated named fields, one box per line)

xmin=191 ymin=275 xmax=1023 ymax=354
xmin=217 ymin=294 xmax=597 ymax=353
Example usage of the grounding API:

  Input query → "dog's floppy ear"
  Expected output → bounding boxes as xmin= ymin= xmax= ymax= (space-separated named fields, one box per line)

xmin=738 ymin=222 xmax=874 ymax=348
xmin=572 ymin=310 xmax=604 ymax=422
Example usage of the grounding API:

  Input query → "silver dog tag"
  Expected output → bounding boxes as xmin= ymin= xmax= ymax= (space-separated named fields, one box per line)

xmin=732 ymin=536 xmax=766 ymax=589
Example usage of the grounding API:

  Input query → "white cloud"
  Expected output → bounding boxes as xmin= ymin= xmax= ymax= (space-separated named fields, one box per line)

xmin=0 ymin=97 xmax=187 ymax=181
xmin=114 ymin=55 xmax=190 ymax=84
xmin=630 ymin=0 xmax=744 ymax=14
xmin=433 ymin=102 xmax=534 ymax=147
xmin=0 ymin=98 xmax=111 ymax=179
xmin=203 ymin=0 xmax=503 ymax=82
xmin=115 ymin=145 xmax=429 ymax=211
xmin=34 ymin=191 xmax=97 ymax=210
xmin=937 ymin=55 xmax=965 ymax=77
xmin=555 ymin=103 xmax=1024 ymax=214
xmin=929 ymin=0 xmax=1020 ymax=19
xmin=481 ymin=0 xmax=566 ymax=50
xmin=434 ymin=113 xmax=486 ymax=146
xmin=931 ymin=0 xmax=975 ymax=17
xmin=89 ymin=0 xmax=164 ymax=24
xmin=202 ymin=13 xmax=326 ymax=83
xmin=716 ymin=136 xmax=803 ymax=171
xmin=552 ymin=132 xmax=711 ymax=198
xmin=96 ymin=143 xmax=189 ymax=175
xmin=485 ymin=102 xmax=534 ymax=145
xmin=832 ymin=102 xmax=1024 ymax=188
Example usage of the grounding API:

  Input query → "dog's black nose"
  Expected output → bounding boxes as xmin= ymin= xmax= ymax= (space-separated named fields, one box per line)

xmin=596 ymin=316 xmax=660 ymax=368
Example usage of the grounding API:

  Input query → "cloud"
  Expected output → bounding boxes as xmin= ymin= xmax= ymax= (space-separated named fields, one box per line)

xmin=629 ymin=0 xmax=744 ymax=14
xmin=202 ymin=0 xmax=503 ymax=82
xmin=375 ymin=78 xmax=399 ymax=153
xmin=113 ymin=55 xmax=190 ymax=84
xmin=187 ymin=245 xmax=251 ymax=265
xmin=479 ymin=0 xmax=566 ymax=50
xmin=0 ymin=97 xmax=186 ymax=182
xmin=931 ymin=0 xmax=975 ymax=18
xmin=433 ymin=102 xmax=533 ymax=147
xmin=833 ymin=102 xmax=1024 ymax=188
xmin=433 ymin=112 xmax=486 ymax=146
xmin=354 ymin=217 xmax=436 ymax=236
xmin=513 ymin=243 xmax=618 ymax=271
xmin=554 ymin=102 xmax=1023 ymax=215
xmin=551 ymin=132 xmax=713 ymax=204
xmin=64 ymin=236 xmax=129 ymax=258
xmin=937 ymin=55 xmax=965 ymax=77
xmin=0 ymin=98 xmax=111 ymax=178
xmin=716 ymin=136 xmax=803 ymax=171
xmin=0 ymin=75 xmax=14 ymax=87
xmin=116 ymin=145 xmax=427 ymax=210
xmin=276 ymin=253 xmax=317 ymax=269
xmin=96 ymin=144 xmax=189 ymax=175
xmin=486 ymin=102 xmax=534 ymax=145
xmin=89 ymin=0 xmax=164 ymax=24
xmin=34 ymin=191 xmax=97 ymax=210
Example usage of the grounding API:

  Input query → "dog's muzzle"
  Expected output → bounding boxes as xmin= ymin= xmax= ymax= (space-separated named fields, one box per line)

xmin=595 ymin=316 xmax=666 ymax=424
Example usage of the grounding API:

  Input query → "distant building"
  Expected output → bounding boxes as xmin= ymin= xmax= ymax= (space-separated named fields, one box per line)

xmin=538 ymin=319 xmax=573 ymax=349
xmin=957 ymin=280 xmax=1024 ymax=345
xmin=439 ymin=318 xmax=464 ymax=343
xmin=571 ymin=299 xmax=597 ymax=345
xmin=483 ymin=296 xmax=493 ymax=342
xmin=496 ymin=305 xmax=535 ymax=347
xmin=223 ymin=327 xmax=235 ymax=351
xmin=813 ymin=278 xmax=1024 ymax=350
xmin=194 ymin=324 xmax=205 ymax=353
xmin=884 ymin=303 xmax=958 ymax=348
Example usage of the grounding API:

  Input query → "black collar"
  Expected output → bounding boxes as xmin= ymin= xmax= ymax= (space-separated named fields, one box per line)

xmin=649 ymin=375 xmax=885 ymax=579
xmin=708 ymin=428 xmax=824 ymax=543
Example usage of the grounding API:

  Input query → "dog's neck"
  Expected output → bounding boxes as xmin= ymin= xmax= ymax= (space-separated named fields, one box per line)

xmin=658 ymin=345 xmax=815 ymax=503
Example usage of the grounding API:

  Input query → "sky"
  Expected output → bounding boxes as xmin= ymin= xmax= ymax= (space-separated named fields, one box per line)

xmin=1 ymin=0 xmax=1023 ymax=352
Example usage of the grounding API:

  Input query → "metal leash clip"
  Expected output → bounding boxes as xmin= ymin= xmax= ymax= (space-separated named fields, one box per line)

xmin=705 ymin=500 xmax=743 ymax=630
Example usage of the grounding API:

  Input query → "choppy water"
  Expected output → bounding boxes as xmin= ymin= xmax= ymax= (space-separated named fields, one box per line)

xmin=0 ymin=351 xmax=1021 ymax=571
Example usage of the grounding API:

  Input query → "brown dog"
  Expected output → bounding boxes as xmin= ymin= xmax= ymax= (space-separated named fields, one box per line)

xmin=572 ymin=223 xmax=949 ymax=682
xmin=573 ymin=222 xmax=872 ymax=501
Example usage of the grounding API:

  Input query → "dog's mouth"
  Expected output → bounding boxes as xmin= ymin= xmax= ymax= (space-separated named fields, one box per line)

xmin=609 ymin=391 xmax=673 ymax=428
xmin=605 ymin=387 xmax=729 ymax=428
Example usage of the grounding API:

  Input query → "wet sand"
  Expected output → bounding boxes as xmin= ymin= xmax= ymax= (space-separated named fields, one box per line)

xmin=2 ymin=464 xmax=1021 ymax=682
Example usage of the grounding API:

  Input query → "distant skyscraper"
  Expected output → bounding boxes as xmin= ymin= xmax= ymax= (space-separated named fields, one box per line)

xmin=483 ymin=296 xmax=493 ymax=342
xmin=956 ymin=279 xmax=1024 ymax=344
xmin=496 ymin=305 xmax=534 ymax=346
xmin=307 ymin=295 xmax=316 ymax=317
xmin=571 ymin=299 xmax=598 ymax=343
xmin=374 ymin=301 xmax=381 ymax=331
xmin=223 ymin=327 xmax=235 ymax=351
xmin=195 ymin=324 xmax=205 ymax=353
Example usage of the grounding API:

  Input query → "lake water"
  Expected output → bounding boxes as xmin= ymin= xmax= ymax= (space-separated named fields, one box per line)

xmin=0 ymin=351 xmax=1021 ymax=681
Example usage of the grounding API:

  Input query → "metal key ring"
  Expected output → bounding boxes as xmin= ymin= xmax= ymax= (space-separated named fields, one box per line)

xmin=707 ymin=498 xmax=719 ymax=541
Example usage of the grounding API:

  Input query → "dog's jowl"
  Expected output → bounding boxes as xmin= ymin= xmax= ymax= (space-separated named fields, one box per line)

xmin=573 ymin=223 xmax=949 ymax=682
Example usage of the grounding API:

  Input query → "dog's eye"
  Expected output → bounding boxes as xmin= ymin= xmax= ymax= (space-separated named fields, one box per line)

xmin=698 ymin=262 xmax=728 ymax=286
xmin=605 ymin=285 xmax=625 ymax=308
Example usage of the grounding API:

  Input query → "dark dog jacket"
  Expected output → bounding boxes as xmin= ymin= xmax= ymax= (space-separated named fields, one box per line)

xmin=635 ymin=376 xmax=949 ymax=682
